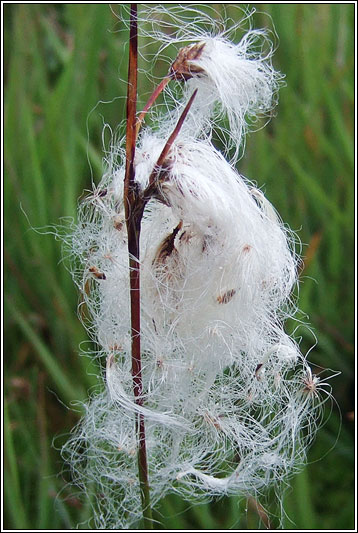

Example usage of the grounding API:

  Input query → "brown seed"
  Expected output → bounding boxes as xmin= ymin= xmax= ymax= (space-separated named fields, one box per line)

xmin=255 ymin=363 xmax=265 ymax=381
xmin=113 ymin=216 xmax=124 ymax=231
xmin=217 ymin=289 xmax=236 ymax=304
xmin=303 ymin=372 xmax=319 ymax=395
xmin=97 ymin=188 xmax=107 ymax=197
xmin=108 ymin=344 xmax=122 ymax=352
xmin=89 ymin=266 xmax=106 ymax=280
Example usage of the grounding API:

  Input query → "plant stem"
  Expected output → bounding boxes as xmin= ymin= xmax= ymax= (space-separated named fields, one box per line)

xmin=143 ymin=89 xmax=198 ymax=199
xmin=135 ymin=40 xmax=205 ymax=138
xmin=124 ymin=4 xmax=153 ymax=528
xmin=136 ymin=76 xmax=171 ymax=136
xmin=124 ymin=8 xmax=198 ymax=527
xmin=127 ymin=210 xmax=152 ymax=529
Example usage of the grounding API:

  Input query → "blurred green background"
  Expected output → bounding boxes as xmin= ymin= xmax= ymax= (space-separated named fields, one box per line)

xmin=4 ymin=3 xmax=354 ymax=530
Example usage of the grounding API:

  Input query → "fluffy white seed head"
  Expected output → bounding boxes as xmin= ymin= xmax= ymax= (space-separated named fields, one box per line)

xmin=180 ymin=34 xmax=283 ymax=158
xmin=132 ymin=5 xmax=284 ymax=159
xmin=61 ymin=7 xmax=329 ymax=529
xmin=62 ymin=132 xmax=326 ymax=528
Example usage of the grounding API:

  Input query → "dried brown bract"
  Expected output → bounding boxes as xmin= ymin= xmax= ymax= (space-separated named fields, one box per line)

xmin=169 ymin=42 xmax=206 ymax=81
xmin=153 ymin=221 xmax=183 ymax=265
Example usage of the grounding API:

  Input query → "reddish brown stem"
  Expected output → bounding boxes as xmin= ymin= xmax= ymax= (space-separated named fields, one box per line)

xmin=152 ymin=89 xmax=198 ymax=176
xmin=123 ymin=4 xmax=152 ymax=528
xmin=136 ymin=76 xmax=171 ymax=136
xmin=142 ymin=88 xmax=198 ymax=200
xmin=124 ymin=5 xmax=138 ymax=207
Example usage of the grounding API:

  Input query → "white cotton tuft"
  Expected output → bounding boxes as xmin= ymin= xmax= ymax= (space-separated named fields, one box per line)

xmin=181 ymin=33 xmax=284 ymax=156
xmin=136 ymin=135 xmax=297 ymax=346
xmin=61 ymin=131 xmax=328 ymax=528
xmin=134 ymin=4 xmax=284 ymax=159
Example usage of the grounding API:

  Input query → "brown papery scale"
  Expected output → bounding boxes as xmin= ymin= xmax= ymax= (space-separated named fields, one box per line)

xmin=169 ymin=42 xmax=206 ymax=80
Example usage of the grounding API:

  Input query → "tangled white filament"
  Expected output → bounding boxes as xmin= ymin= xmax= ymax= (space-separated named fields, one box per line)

xmin=61 ymin=6 xmax=329 ymax=529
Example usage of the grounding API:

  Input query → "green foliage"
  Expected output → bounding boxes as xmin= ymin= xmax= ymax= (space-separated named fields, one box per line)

xmin=4 ymin=4 xmax=354 ymax=529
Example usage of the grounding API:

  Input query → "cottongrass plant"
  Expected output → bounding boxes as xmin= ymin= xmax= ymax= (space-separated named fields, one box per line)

xmin=61 ymin=5 xmax=332 ymax=529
